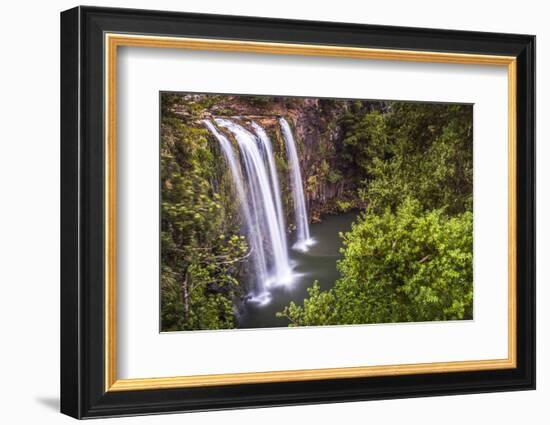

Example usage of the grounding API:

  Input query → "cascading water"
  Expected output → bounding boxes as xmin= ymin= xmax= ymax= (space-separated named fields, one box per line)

xmin=250 ymin=121 xmax=288 ymax=255
xmin=202 ymin=121 xmax=270 ymax=302
xmin=214 ymin=119 xmax=293 ymax=291
xmin=204 ymin=117 xmax=314 ymax=305
xmin=279 ymin=117 xmax=315 ymax=252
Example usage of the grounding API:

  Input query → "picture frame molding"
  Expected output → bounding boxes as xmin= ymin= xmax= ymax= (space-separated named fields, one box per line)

xmin=61 ymin=5 xmax=535 ymax=419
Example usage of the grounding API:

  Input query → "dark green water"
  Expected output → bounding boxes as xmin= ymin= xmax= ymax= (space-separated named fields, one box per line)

xmin=237 ymin=212 xmax=358 ymax=329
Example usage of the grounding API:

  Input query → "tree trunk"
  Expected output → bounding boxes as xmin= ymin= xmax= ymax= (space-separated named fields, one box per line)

xmin=182 ymin=270 xmax=190 ymax=323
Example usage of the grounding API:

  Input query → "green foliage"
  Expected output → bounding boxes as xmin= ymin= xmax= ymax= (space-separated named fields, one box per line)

xmin=327 ymin=169 xmax=343 ymax=184
xmin=340 ymin=103 xmax=473 ymax=214
xmin=371 ymin=104 xmax=473 ymax=214
xmin=336 ymin=199 xmax=353 ymax=213
xmin=160 ymin=98 xmax=248 ymax=331
xmin=278 ymin=199 xmax=473 ymax=325
xmin=339 ymin=110 xmax=388 ymax=176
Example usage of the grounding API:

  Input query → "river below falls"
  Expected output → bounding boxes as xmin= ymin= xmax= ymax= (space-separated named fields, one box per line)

xmin=237 ymin=211 xmax=358 ymax=329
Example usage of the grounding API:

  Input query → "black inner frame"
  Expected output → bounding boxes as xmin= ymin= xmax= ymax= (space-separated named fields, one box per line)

xmin=60 ymin=6 xmax=535 ymax=419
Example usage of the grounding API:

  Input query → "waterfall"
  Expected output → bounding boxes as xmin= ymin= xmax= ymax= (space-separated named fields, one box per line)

xmin=250 ymin=121 xmax=288 ymax=256
xmin=202 ymin=121 xmax=270 ymax=301
xmin=214 ymin=119 xmax=293 ymax=291
xmin=204 ymin=117 xmax=315 ymax=304
xmin=279 ymin=118 xmax=314 ymax=252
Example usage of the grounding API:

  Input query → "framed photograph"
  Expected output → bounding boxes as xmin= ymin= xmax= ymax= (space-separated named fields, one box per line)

xmin=60 ymin=6 xmax=535 ymax=419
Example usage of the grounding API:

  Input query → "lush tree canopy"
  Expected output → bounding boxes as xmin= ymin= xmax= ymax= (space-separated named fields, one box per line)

xmin=278 ymin=199 xmax=473 ymax=325
xmin=340 ymin=103 xmax=473 ymax=213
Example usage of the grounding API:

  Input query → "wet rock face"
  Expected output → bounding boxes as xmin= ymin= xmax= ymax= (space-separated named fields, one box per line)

xmin=233 ymin=102 xmax=353 ymax=222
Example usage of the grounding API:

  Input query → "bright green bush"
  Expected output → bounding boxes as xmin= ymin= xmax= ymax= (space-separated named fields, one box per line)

xmin=278 ymin=199 xmax=473 ymax=325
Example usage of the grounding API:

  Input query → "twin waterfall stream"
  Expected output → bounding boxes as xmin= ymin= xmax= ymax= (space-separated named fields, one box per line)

xmin=204 ymin=117 xmax=315 ymax=305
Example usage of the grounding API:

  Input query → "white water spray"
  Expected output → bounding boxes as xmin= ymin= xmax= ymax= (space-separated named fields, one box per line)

xmin=204 ymin=117 xmax=314 ymax=304
xmin=279 ymin=117 xmax=314 ymax=252
xmin=215 ymin=119 xmax=293 ymax=288
xmin=203 ymin=121 xmax=271 ymax=302
xmin=250 ymin=121 xmax=288 ymax=255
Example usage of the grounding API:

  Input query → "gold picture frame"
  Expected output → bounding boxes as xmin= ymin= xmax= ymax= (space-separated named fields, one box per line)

xmin=104 ymin=33 xmax=517 ymax=392
xmin=61 ymin=7 xmax=535 ymax=418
